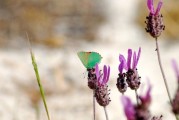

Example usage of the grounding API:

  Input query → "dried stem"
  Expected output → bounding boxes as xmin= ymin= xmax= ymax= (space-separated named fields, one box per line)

xmin=155 ymin=38 xmax=179 ymax=120
xmin=104 ymin=106 xmax=109 ymax=120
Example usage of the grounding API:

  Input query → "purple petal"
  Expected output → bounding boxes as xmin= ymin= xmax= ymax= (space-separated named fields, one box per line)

xmin=102 ymin=65 xmax=107 ymax=85
xmin=127 ymin=49 xmax=132 ymax=70
xmin=136 ymin=47 xmax=141 ymax=67
xmin=155 ymin=0 xmax=163 ymax=15
xmin=121 ymin=96 xmax=135 ymax=120
xmin=147 ymin=0 xmax=155 ymax=14
xmin=95 ymin=64 xmax=100 ymax=80
xmin=119 ymin=54 xmax=126 ymax=62
xmin=132 ymin=52 xmax=137 ymax=69
xmin=106 ymin=66 xmax=110 ymax=84
xmin=98 ymin=73 xmax=103 ymax=86
xmin=119 ymin=54 xmax=127 ymax=70
xmin=119 ymin=60 xmax=124 ymax=73
xmin=172 ymin=59 xmax=179 ymax=80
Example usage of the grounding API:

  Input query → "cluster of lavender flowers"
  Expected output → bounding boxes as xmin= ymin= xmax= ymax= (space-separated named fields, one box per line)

xmin=116 ymin=47 xmax=141 ymax=93
xmin=79 ymin=0 xmax=179 ymax=119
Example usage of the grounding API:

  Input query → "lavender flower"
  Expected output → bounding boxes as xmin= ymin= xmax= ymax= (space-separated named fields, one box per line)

xmin=121 ymin=83 xmax=152 ymax=120
xmin=116 ymin=55 xmax=128 ymax=93
xmin=126 ymin=47 xmax=141 ymax=90
xmin=117 ymin=47 xmax=141 ymax=93
xmin=171 ymin=59 xmax=179 ymax=114
xmin=145 ymin=0 xmax=165 ymax=38
xmin=95 ymin=64 xmax=111 ymax=106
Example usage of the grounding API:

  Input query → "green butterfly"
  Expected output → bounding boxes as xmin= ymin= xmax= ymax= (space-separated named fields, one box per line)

xmin=77 ymin=52 xmax=102 ymax=69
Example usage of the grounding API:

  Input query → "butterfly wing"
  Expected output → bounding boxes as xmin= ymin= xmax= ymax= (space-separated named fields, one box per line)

xmin=77 ymin=52 xmax=102 ymax=69
xmin=87 ymin=52 xmax=102 ymax=68
xmin=77 ymin=52 xmax=89 ymax=68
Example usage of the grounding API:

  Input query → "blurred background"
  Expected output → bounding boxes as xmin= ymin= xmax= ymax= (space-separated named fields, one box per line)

xmin=0 ymin=0 xmax=179 ymax=120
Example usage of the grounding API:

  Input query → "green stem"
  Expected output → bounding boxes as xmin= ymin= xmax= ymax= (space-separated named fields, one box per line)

xmin=27 ymin=33 xmax=51 ymax=120
xmin=30 ymin=50 xmax=51 ymax=120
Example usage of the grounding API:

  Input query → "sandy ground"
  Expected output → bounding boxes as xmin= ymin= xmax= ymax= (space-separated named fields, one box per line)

xmin=0 ymin=0 xmax=179 ymax=120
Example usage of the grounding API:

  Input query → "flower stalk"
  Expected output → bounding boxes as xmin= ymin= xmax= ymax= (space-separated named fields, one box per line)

xmin=135 ymin=90 xmax=139 ymax=106
xmin=155 ymin=37 xmax=179 ymax=120
xmin=104 ymin=106 xmax=109 ymax=120
xmin=155 ymin=38 xmax=172 ymax=104
xmin=93 ymin=90 xmax=96 ymax=120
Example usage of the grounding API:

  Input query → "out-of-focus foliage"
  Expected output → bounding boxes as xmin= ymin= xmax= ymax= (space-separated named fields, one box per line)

xmin=136 ymin=0 xmax=179 ymax=40
xmin=0 ymin=0 xmax=105 ymax=47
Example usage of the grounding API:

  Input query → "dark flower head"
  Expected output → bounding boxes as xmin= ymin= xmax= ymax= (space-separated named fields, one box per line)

xmin=172 ymin=59 xmax=179 ymax=83
xmin=147 ymin=0 xmax=163 ymax=15
xmin=87 ymin=68 xmax=97 ymax=89
xmin=116 ymin=73 xmax=128 ymax=94
xmin=117 ymin=55 xmax=128 ymax=93
xmin=95 ymin=64 xmax=111 ymax=106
